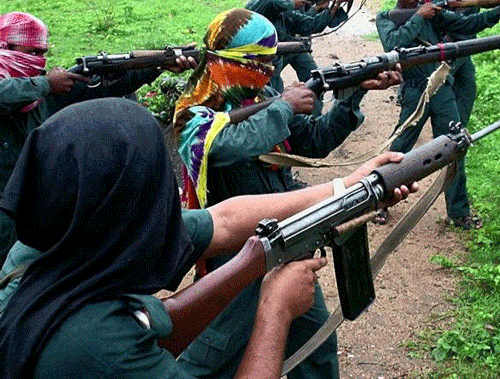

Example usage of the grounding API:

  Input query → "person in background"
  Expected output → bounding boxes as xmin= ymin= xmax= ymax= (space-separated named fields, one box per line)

xmin=246 ymin=0 xmax=350 ymax=114
xmin=375 ymin=0 xmax=500 ymax=228
xmin=0 ymin=11 xmax=196 ymax=263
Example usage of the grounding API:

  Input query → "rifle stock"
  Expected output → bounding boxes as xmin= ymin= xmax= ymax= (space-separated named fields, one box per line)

xmin=228 ymin=34 xmax=500 ymax=123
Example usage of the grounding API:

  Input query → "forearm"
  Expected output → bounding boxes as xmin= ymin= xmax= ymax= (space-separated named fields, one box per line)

xmin=205 ymin=182 xmax=333 ymax=256
xmin=441 ymin=6 xmax=500 ymax=34
xmin=235 ymin=303 xmax=292 ymax=379
xmin=52 ymin=68 xmax=161 ymax=110
xmin=209 ymin=100 xmax=293 ymax=167
xmin=159 ymin=237 xmax=266 ymax=356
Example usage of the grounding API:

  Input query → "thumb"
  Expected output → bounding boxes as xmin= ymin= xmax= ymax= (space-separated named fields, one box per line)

xmin=301 ymin=257 xmax=328 ymax=272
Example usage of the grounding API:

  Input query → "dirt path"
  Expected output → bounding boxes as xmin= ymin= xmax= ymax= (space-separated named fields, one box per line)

xmin=280 ymin=2 xmax=467 ymax=378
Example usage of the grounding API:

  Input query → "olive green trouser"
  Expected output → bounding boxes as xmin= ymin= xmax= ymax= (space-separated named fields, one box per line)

xmin=452 ymin=57 xmax=476 ymax=127
xmin=177 ymin=257 xmax=340 ymax=379
xmin=391 ymin=81 xmax=471 ymax=219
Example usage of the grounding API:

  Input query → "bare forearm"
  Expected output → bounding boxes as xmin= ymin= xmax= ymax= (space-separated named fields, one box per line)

xmin=205 ymin=182 xmax=333 ymax=257
xmin=159 ymin=237 xmax=266 ymax=356
xmin=235 ymin=303 xmax=292 ymax=379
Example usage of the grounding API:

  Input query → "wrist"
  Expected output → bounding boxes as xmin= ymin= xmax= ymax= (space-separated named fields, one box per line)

xmin=257 ymin=296 xmax=294 ymax=327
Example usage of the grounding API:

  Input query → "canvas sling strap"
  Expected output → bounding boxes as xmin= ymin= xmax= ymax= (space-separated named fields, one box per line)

xmin=282 ymin=164 xmax=456 ymax=375
xmin=279 ymin=63 xmax=453 ymax=376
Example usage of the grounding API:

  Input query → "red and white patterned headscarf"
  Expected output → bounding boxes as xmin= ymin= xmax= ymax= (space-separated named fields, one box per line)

xmin=0 ymin=12 xmax=48 ymax=79
xmin=0 ymin=12 xmax=49 ymax=112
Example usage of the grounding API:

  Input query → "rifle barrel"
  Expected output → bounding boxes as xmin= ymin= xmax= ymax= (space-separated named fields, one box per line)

xmin=471 ymin=119 xmax=500 ymax=142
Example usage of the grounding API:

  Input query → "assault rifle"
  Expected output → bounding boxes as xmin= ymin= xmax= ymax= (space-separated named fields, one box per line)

xmin=67 ymin=39 xmax=312 ymax=85
xmin=163 ymin=120 xmax=500 ymax=355
xmin=256 ymin=120 xmax=500 ymax=321
xmin=229 ymin=34 xmax=500 ymax=123
xmin=388 ymin=0 xmax=500 ymax=27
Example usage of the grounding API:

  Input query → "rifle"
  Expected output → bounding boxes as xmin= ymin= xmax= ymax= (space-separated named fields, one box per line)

xmin=256 ymin=120 xmax=500 ymax=321
xmin=228 ymin=34 xmax=500 ymax=123
xmin=388 ymin=0 xmax=500 ymax=27
xmin=161 ymin=120 xmax=500 ymax=355
xmin=67 ymin=39 xmax=312 ymax=84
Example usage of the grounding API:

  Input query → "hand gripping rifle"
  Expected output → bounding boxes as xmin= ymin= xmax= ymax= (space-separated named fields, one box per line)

xmin=67 ymin=39 xmax=312 ymax=86
xmin=229 ymin=34 xmax=500 ymax=123
xmin=160 ymin=121 xmax=499 ymax=355
xmin=388 ymin=0 xmax=500 ymax=27
xmin=256 ymin=120 xmax=500 ymax=321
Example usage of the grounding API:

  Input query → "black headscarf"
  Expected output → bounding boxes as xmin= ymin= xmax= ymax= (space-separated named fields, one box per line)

xmin=0 ymin=98 xmax=193 ymax=378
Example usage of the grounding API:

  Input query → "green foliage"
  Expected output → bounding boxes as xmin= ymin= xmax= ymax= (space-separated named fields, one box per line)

xmin=136 ymin=74 xmax=187 ymax=125
xmin=430 ymin=254 xmax=457 ymax=269
xmin=0 ymin=0 xmax=246 ymax=68
xmin=3 ymin=0 xmax=500 ymax=376
xmin=0 ymin=0 xmax=245 ymax=121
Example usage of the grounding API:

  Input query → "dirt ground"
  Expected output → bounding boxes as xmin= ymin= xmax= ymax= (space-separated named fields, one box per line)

xmin=277 ymin=2 xmax=468 ymax=378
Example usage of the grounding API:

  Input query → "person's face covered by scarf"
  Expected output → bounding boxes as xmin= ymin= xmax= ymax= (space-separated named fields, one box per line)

xmin=204 ymin=8 xmax=277 ymax=106
xmin=191 ymin=8 xmax=277 ymax=109
xmin=0 ymin=12 xmax=48 ymax=79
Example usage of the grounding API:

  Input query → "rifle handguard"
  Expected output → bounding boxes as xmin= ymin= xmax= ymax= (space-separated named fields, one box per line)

xmin=372 ymin=124 xmax=472 ymax=199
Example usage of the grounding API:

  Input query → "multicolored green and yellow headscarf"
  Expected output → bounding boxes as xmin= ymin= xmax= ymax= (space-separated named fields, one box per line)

xmin=174 ymin=8 xmax=277 ymax=208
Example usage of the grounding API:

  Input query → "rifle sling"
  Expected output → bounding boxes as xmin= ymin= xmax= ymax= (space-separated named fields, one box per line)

xmin=280 ymin=63 xmax=451 ymax=375
xmin=0 ymin=264 xmax=28 ymax=289
xmin=282 ymin=164 xmax=455 ymax=376
xmin=260 ymin=62 xmax=450 ymax=170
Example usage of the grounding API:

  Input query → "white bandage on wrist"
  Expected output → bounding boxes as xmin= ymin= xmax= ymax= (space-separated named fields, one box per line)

xmin=332 ymin=178 xmax=346 ymax=198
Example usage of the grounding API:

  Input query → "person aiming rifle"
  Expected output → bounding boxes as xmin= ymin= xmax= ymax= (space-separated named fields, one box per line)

xmin=246 ymin=0 xmax=352 ymax=115
xmin=173 ymin=8 xmax=402 ymax=379
xmin=0 ymin=97 xmax=417 ymax=378
xmin=375 ymin=0 xmax=500 ymax=228
xmin=68 ymin=40 xmax=313 ymax=86
xmin=0 ymin=11 xmax=197 ymax=265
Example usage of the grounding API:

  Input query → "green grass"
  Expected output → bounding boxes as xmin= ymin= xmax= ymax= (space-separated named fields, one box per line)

xmin=0 ymin=0 xmax=246 ymax=68
xmin=375 ymin=1 xmax=500 ymax=377
xmin=0 ymin=0 xmax=246 ymax=121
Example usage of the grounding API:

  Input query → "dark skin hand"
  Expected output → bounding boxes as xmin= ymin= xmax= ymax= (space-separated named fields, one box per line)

xmin=46 ymin=68 xmax=90 ymax=94
xmin=416 ymin=3 xmax=442 ymax=18
xmin=360 ymin=64 xmax=403 ymax=90
xmin=282 ymin=65 xmax=402 ymax=114
xmin=344 ymin=151 xmax=418 ymax=207
xmin=168 ymin=55 xmax=198 ymax=73
xmin=294 ymin=0 xmax=310 ymax=9
xmin=282 ymin=82 xmax=316 ymax=114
